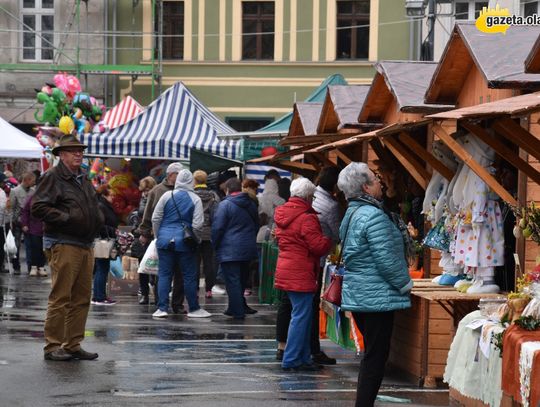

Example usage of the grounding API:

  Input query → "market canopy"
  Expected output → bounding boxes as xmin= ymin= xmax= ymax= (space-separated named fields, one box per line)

xmin=189 ymin=148 xmax=243 ymax=174
xmin=101 ymin=95 xmax=143 ymax=130
xmin=80 ymin=82 xmax=237 ymax=160
xmin=0 ymin=116 xmax=43 ymax=159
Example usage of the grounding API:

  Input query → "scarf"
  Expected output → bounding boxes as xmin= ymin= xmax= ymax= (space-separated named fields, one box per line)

xmin=354 ymin=193 xmax=416 ymax=266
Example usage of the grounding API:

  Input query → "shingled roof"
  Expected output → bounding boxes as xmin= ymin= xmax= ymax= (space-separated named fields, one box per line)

xmin=317 ymin=85 xmax=370 ymax=133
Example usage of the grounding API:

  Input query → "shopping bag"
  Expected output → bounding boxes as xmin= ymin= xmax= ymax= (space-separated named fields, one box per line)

xmin=322 ymin=274 xmax=343 ymax=306
xmin=4 ymin=229 xmax=17 ymax=257
xmin=422 ymin=216 xmax=450 ymax=252
xmin=137 ymin=239 xmax=158 ymax=275
xmin=94 ymin=239 xmax=115 ymax=259
xmin=109 ymin=256 xmax=124 ymax=279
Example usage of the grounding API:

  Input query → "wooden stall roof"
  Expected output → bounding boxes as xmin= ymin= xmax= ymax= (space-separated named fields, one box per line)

xmin=427 ymin=91 xmax=540 ymax=120
xmin=287 ymin=102 xmax=323 ymax=138
xmin=525 ymin=35 xmax=540 ymax=73
xmin=359 ymin=61 xmax=453 ymax=123
xmin=426 ymin=23 xmax=540 ymax=104
xmin=317 ymin=85 xmax=370 ymax=134
xmin=307 ymin=119 xmax=431 ymax=153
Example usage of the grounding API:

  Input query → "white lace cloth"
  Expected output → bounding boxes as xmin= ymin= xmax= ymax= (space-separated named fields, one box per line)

xmin=444 ymin=311 xmax=504 ymax=407
xmin=519 ymin=341 xmax=540 ymax=407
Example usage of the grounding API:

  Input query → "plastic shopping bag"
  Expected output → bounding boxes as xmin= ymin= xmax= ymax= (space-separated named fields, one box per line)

xmin=137 ymin=239 xmax=159 ymax=275
xmin=4 ymin=230 xmax=17 ymax=258
xmin=109 ymin=256 xmax=124 ymax=279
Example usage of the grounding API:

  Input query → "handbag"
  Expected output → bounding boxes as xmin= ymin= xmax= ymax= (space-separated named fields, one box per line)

xmin=137 ymin=239 xmax=159 ymax=275
xmin=170 ymin=191 xmax=199 ymax=251
xmin=4 ymin=229 xmax=17 ymax=257
xmin=109 ymin=256 xmax=123 ymax=279
xmin=93 ymin=238 xmax=115 ymax=259
xmin=321 ymin=207 xmax=359 ymax=307
xmin=422 ymin=216 xmax=450 ymax=252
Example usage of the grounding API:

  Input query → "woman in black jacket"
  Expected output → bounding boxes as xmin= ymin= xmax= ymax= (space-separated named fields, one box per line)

xmin=92 ymin=185 xmax=119 ymax=305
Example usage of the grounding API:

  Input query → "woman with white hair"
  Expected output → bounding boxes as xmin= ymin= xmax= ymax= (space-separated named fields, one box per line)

xmin=337 ymin=162 xmax=412 ymax=407
xmin=274 ymin=177 xmax=331 ymax=371
xmin=151 ymin=169 xmax=211 ymax=319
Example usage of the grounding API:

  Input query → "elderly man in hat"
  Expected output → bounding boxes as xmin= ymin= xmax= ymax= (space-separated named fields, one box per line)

xmin=32 ymin=134 xmax=104 ymax=361
xmin=138 ymin=162 xmax=186 ymax=312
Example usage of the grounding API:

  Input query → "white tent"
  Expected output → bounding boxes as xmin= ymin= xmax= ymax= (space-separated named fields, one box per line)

xmin=0 ymin=117 xmax=43 ymax=159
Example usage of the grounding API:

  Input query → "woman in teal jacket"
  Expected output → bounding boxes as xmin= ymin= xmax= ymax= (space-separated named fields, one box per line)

xmin=337 ymin=162 xmax=413 ymax=407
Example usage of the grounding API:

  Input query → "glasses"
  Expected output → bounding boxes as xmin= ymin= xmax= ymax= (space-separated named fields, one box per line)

xmin=63 ymin=149 xmax=84 ymax=155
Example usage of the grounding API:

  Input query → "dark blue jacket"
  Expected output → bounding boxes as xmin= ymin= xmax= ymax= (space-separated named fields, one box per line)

xmin=212 ymin=192 xmax=258 ymax=263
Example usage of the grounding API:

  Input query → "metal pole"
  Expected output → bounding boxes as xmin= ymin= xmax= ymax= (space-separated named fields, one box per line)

xmin=427 ymin=0 xmax=435 ymax=61
xmin=104 ymin=0 xmax=109 ymax=107
xmin=151 ymin=0 xmax=155 ymax=100
xmin=112 ymin=0 xmax=117 ymax=106
xmin=158 ymin=0 xmax=163 ymax=96
xmin=76 ymin=0 xmax=80 ymax=78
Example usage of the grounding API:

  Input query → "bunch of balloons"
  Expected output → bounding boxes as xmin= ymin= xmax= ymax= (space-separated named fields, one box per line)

xmin=34 ymin=73 xmax=107 ymax=138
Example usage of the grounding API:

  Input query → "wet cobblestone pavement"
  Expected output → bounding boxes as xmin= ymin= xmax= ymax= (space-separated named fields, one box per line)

xmin=0 ymin=273 xmax=449 ymax=406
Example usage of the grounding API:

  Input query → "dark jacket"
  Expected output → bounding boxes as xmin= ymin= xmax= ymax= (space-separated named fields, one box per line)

xmin=21 ymin=193 xmax=43 ymax=236
xmin=138 ymin=179 xmax=174 ymax=238
xmin=98 ymin=195 xmax=119 ymax=239
xmin=274 ymin=197 xmax=331 ymax=293
xmin=31 ymin=160 xmax=103 ymax=245
xmin=194 ymin=185 xmax=220 ymax=241
xmin=211 ymin=192 xmax=258 ymax=263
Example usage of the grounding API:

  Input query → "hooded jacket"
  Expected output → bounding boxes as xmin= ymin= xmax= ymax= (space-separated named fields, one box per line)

xmin=212 ymin=192 xmax=258 ymax=263
xmin=274 ymin=197 xmax=331 ymax=293
xmin=152 ymin=170 xmax=203 ymax=252
xmin=194 ymin=185 xmax=220 ymax=241
xmin=258 ymin=179 xmax=285 ymax=225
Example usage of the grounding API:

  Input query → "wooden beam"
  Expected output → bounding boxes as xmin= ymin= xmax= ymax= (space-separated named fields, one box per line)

xmin=335 ymin=148 xmax=353 ymax=165
xmin=303 ymin=154 xmax=323 ymax=170
xmin=382 ymin=137 xmax=430 ymax=190
xmin=270 ymin=160 xmax=318 ymax=177
xmin=280 ymin=133 xmax=358 ymax=146
xmin=493 ymin=117 xmax=540 ymax=161
xmin=432 ymin=124 xmax=517 ymax=206
xmin=309 ymin=152 xmax=336 ymax=167
xmin=398 ymin=132 xmax=455 ymax=181
xmin=461 ymin=121 xmax=540 ymax=186
xmin=369 ymin=139 xmax=396 ymax=169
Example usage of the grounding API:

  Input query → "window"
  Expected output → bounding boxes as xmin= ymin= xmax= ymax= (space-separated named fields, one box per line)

xmin=524 ymin=1 xmax=538 ymax=17
xmin=226 ymin=117 xmax=273 ymax=132
xmin=20 ymin=0 xmax=54 ymax=61
xmin=454 ymin=1 xmax=487 ymax=21
xmin=242 ymin=2 xmax=275 ymax=60
xmin=156 ymin=1 xmax=184 ymax=60
xmin=336 ymin=0 xmax=370 ymax=60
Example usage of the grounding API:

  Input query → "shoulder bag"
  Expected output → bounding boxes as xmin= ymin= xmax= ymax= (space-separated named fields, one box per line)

xmin=170 ymin=191 xmax=198 ymax=251
xmin=321 ymin=206 xmax=359 ymax=306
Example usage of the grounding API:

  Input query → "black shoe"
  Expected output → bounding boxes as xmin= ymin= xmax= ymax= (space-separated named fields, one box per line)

xmin=44 ymin=348 xmax=73 ymax=361
xmin=244 ymin=306 xmax=258 ymax=314
xmin=172 ymin=306 xmax=187 ymax=314
xmin=138 ymin=295 xmax=149 ymax=305
xmin=223 ymin=310 xmax=245 ymax=319
xmin=276 ymin=349 xmax=284 ymax=361
xmin=13 ymin=269 xmax=20 ymax=275
xmin=66 ymin=348 xmax=98 ymax=360
xmin=312 ymin=351 xmax=336 ymax=365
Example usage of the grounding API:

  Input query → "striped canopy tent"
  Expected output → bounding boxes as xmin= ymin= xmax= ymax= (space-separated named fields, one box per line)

xmin=80 ymin=82 xmax=237 ymax=160
xmin=101 ymin=95 xmax=143 ymax=129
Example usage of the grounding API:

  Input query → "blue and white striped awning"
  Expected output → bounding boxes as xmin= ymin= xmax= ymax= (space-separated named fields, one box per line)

xmin=80 ymin=82 xmax=237 ymax=160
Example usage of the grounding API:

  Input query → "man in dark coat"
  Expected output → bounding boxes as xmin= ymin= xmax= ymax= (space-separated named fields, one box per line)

xmin=32 ymin=134 xmax=104 ymax=361
xmin=212 ymin=178 xmax=258 ymax=319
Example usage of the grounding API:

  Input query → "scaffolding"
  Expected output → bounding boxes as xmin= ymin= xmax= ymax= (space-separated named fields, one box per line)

xmin=0 ymin=0 xmax=164 ymax=108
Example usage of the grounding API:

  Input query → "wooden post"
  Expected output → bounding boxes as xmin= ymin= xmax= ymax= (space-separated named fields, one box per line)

xmin=461 ymin=121 xmax=540 ymax=186
xmin=398 ymin=132 xmax=455 ymax=181
xmin=334 ymin=148 xmax=353 ymax=165
xmin=382 ymin=137 xmax=430 ymax=190
xmin=432 ymin=124 xmax=517 ymax=206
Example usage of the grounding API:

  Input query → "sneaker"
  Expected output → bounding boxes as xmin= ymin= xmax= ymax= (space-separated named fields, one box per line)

xmin=29 ymin=266 xmax=38 ymax=276
xmin=276 ymin=349 xmax=284 ymax=361
xmin=152 ymin=309 xmax=168 ymax=318
xmin=187 ymin=308 xmax=212 ymax=318
xmin=91 ymin=298 xmax=116 ymax=305
xmin=37 ymin=267 xmax=48 ymax=277
xmin=205 ymin=290 xmax=212 ymax=299
xmin=312 ymin=351 xmax=336 ymax=365
xmin=211 ymin=286 xmax=226 ymax=295
xmin=138 ymin=295 xmax=149 ymax=305
xmin=44 ymin=348 xmax=73 ymax=361
xmin=244 ymin=289 xmax=252 ymax=296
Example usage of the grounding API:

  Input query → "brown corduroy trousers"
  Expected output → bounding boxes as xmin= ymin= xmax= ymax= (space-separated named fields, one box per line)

xmin=44 ymin=244 xmax=94 ymax=353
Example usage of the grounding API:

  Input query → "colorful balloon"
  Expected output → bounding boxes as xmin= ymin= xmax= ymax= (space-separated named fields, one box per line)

xmin=59 ymin=115 xmax=75 ymax=135
xmin=54 ymin=73 xmax=81 ymax=100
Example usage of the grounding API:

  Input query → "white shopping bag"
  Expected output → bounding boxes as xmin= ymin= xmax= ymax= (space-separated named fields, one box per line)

xmin=137 ymin=239 xmax=159 ymax=275
xmin=4 ymin=230 xmax=17 ymax=258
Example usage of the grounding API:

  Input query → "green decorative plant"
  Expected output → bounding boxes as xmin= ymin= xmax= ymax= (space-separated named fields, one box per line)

xmin=514 ymin=315 xmax=540 ymax=331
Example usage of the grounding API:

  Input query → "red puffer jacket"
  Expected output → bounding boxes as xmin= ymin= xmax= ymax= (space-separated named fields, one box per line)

xmin=274 ymin=197 xmax=332 ymax=293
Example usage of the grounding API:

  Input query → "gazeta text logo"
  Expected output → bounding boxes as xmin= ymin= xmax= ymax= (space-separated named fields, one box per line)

xmin=476 ymin=4 xmax=540 ymax=34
